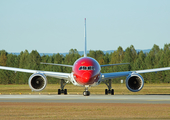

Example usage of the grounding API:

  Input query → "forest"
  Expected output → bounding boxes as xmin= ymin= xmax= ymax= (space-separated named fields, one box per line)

xmin=0 ymin=44 xmax=170 ymax=84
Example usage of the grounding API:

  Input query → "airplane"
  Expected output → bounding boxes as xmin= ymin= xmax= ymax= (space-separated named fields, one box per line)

xmin=1 ymin=18 xmax=170 ymax=96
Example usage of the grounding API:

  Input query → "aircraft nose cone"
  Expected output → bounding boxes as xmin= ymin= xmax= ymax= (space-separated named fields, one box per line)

xmin=81 ymin=72 xmax=92 ymax=84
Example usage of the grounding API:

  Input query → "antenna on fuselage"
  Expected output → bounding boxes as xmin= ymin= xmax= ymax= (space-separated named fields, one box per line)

xmin=84 ymin=18 xmax=87 ymax=57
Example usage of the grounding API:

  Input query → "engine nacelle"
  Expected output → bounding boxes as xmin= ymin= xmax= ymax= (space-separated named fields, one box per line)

xmin=126 ymin=73 xmax=144 ymax=92
xmin=28 ymin=73 xmax=47 ymax=92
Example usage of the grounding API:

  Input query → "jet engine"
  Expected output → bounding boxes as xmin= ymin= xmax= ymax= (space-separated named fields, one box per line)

xmin=28 ymin=73 xmax=47 ymax=92
xmin=126 ymin=73 xmax=144 ymax=92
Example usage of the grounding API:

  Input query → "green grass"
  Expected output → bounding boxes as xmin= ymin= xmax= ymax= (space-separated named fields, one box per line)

xmin=1 ymin=103 xmax=170 ymax=120
xmin=0 ymin=83 xmax=170 ymax=95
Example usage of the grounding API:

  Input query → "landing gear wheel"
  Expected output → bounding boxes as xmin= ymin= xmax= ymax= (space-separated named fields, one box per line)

xmin=83 ymin=91 xmax=86 ymax=96
xmin=105 ymin=89 xmax=108 ymax=95
xmin=58 ymin=89 xmax=61 ymax=95
xmin=111 ymin=89 xmax=114 ymax=95
xmin=64 ymin=89 xmax=67 ymax=95
xmin=83 ymin=91 xmax=90 ymax=96
xmin=87 ymin=91 xmax=90 ymax=96
xmin=105 ymin=89 xmax=114 ymax=95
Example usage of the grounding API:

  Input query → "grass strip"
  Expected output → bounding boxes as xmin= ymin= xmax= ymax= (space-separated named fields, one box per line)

xmin=0 ymin=83 xmax=170 ymax=95
xmin=0 ymin=103 xmax=170 ymax=120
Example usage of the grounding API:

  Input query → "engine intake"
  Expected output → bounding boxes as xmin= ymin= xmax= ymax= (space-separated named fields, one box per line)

xmin=28 ymin=73 xmax=47 ymax=91
xmin=126 ymin=73 xmax=144 ymax=92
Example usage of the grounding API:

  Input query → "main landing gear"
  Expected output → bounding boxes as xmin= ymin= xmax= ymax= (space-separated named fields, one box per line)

xmin=104 ymin=79 xmax=114 ymax=95
xmin=58 ymin=79 xmax=67 ymax=95
xmin=83 ymin=86 xmax=90 ymax=96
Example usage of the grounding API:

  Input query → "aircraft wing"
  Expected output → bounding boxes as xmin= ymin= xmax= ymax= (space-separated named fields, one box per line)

xmin=101 ymin=67 xmax=170 ymax=81
xmin=101 ymin=71 xmax=132 ymax=81
xmin=0 ymin=66 xmax=71 ymax=80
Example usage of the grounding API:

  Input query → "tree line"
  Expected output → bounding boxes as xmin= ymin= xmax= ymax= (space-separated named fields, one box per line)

xmin=0 ymin=44 xmax=170 ymax=84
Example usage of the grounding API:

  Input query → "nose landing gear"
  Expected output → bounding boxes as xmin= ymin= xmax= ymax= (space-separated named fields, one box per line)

xmin=83 ymin=87 xmax=90 ymax=96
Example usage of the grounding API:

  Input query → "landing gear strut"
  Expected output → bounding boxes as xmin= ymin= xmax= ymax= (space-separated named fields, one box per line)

xmin=58 ymin=79 xmax=67 ymax=95
xmin=104 ymin=79 xmax=114 ymax=95
xmin=83 ymin=87 xmax=90 ymax=96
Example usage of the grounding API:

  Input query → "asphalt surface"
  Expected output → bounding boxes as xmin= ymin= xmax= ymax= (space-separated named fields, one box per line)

xmin=0 ymin=95 xmax=170 ymax=103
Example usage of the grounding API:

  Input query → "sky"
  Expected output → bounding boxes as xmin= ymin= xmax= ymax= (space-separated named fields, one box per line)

xmin=0 ymin=0 xmax=170 ymax=54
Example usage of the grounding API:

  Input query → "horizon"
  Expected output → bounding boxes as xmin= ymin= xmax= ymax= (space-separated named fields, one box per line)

xmin=8 ymin=48 xmax=152 ymax=56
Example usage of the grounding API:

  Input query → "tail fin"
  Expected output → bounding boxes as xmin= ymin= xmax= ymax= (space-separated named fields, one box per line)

xmin=84 ymin=18 xmax=87 ymax=57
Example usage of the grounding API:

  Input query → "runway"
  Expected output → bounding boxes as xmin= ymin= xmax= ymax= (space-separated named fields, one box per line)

xmin=0 ymin=95 xmax=170 ymax=103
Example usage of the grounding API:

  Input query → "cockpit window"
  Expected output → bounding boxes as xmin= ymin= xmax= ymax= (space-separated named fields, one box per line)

xmin=79 ymin=66 xmax=95 ymax=70
xmin=79 ymin=66 xmax=83 ymax=70
xmin=83 ymin=66 xmax=87 ymax=70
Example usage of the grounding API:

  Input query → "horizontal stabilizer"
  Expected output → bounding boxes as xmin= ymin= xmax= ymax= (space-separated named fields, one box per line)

xmin=40 ymin=62 xmax=73 ymax=67
xmin=101 ymin=63 xmax=130 ymax=67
